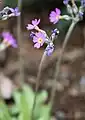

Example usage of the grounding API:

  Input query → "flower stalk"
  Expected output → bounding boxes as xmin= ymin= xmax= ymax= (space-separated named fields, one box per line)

xmin=50 ymin=20 xmax=77 ymax=107
xmin=17 ymin=0 xmax=24 ymax=86
xmin=31 ymin=52 xmax=47 ymax=120
xmin=71 ymin=0 xmax=75 ymax=6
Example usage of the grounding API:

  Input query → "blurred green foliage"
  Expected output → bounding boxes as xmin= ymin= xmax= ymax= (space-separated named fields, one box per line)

xmin=0 ymin=85 xmax=51 ymax=120
xmin=4 ymin=0 xmax=35 ymax=7
xmin=4 ymin=0 xmax=18 ymax=7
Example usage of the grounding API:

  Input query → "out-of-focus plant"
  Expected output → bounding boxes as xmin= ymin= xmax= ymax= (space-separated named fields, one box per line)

xmin=0 ymin=31 xmax=17 ymax=51
xmin=27 ymin=18 xmax=59 ymax=56
xmin=0 ymin=6 xmax=20 ymax=20
xmin=0 ymin=85 xmax=51 ymax=120
xmin=0 ymin=6 xmax=20 ymax=51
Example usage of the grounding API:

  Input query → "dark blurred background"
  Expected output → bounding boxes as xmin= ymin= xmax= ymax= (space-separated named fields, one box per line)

xmin=0 ymin=1 xmax=85 ymax=120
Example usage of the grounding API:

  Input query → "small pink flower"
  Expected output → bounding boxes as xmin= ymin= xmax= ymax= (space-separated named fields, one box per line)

xmin=49 ymin=8 xmax=61 ymax=24
xmin=9 ymin=7 xmax=21 ymax=16
xmin=27 ymin=19 xmax=40 ymax=30
xmin=2 ymin=32 xmax=17 ymax=48
xmin=32 ymin=32 xmax=46 ymax=48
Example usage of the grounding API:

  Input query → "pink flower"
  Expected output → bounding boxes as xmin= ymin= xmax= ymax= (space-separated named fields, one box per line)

xmin=32 ymin=32 xmax=46 ymax=48
xmin=49 ymin=8 xmax=61 ymax=24
xmin=9 ymin=7 xmax=21 ymax=16
xmin=27 ymin=19 xmax=40 ymax=30
xmin=2 ymin=32 xmax=17 ymax=48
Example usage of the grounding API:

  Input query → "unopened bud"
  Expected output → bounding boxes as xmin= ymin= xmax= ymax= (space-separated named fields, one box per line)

xmin=67 ymin=4 xmax=73 ymax=15
xmin=72 ymin=4 xmax=78 ymax=15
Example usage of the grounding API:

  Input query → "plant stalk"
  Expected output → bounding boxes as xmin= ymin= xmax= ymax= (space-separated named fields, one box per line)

xmin=71 ymin=0 xmax=75 ymax=6
xmin=17 ymin=0 xmax=24 ymax=86
xmin=50 ymin=21 xmax=77 ymax=106
xmin=31 ymin=52 xmax=47 ymax=120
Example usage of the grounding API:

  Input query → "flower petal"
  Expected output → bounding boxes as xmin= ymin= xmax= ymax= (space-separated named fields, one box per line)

xmin=55 ymin=8 xmax=61 ymax=15
xmin=32 ymin=19 xmax=37 ymax=25
xmin=9 ymin=8 xmax=15 ymax=13
xmin=40 ymin=41 xmax=44 ymax=46
xmin=26 ymin=24 xmax=34 ymax=30
xmin=33 ymin=36 xmax=38 ymax=43
xmin=35 ymin=32 xmax=42 ymax=37
xmin=37 ymin=19 xmax=40 ymax=25
xmin=49 ymin=16 xmax=59 ymax=24
xmin=15 ymin=12 xmax=21 ymax=16
xmin=34 ymin=43 xmax=40 ymax=48
xmin=35 ymin=32 xmax=45 ymax=39
xmin=2 ymin=32 xmax=17 ymax=48
xmin=49 ymin=16 xmax=56 ymax=21
xmin=15 ymin=7 xmax=19 ymax=12
xmin=50 ymin=11 xmax=57 ymax=17
xmin=32 ymin=19 xmax=40 ymax=26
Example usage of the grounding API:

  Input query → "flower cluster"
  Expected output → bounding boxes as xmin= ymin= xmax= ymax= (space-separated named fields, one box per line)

xmin=0 ymin=32 xmax=17 ymax=51
xmin=63 ymin=0 xmax=85 ymax=21
xmin=49 ymin=0 xmax=85 ymax=25
xmin=26 ymin=0 xmax=85 ymax=56
xmin=0 ymin=6 xmax=20 ymax=20
xmin=0 ymin=6 xmax=20 ymax=50
xmin=0 ymin=1 xmax=84 ymax=56
xmin=27 ymin=19 xmax=59 ymax=56
xmin=49 ymin=7 xmax=72 ymax=24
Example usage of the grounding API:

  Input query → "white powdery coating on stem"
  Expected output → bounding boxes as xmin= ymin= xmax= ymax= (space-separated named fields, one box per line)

xmin=0 ymin=43 xmax=7 ymax=51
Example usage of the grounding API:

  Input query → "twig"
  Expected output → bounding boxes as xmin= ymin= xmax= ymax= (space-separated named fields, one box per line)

xmin=50 ymin=21 xmax=77 ymax=106
xmin=17 ymin=0 xmax=24 ymax=86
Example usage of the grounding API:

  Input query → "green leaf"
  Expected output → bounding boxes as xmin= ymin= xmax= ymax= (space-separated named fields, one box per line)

xmin=12 ymin=118 xmax=17 ymax=120
xmin=18 ymin=114 xmax=23 ymax=120
xmin=4 ymin=0 xmax=18 ymax=7
xmin=12 ymin=90 xmax=21 ymax=111
xmin=9 ymin=105 xmax=19 ymax=115
xmin=39 ymin=104 xmax=51 ymax=120
xmin=22 ymin=84 xmax=34 ymax=110
xmin=36 ymin=90 xmax=48 ymax=104
xmin=33 ymin=91 xmax=48 ymax=119
xmin=19 ymin=93 xmax=31 ymax=120
xmin=0 ymin=100 xmax=12 ymax=120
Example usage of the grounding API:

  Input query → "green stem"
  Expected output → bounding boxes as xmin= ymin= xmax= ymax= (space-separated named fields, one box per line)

xmin=31 ymin=30 xmax=59 ymax=120
xmin=50 ymin=21 xmax=77 ymax=106
xmin=17 ymin=0 xmax=24 ymax=86
xmin=31 ymin=52 xmax=47 ymax=120
xmin=71 ymin=0 xmax=75 ymax=6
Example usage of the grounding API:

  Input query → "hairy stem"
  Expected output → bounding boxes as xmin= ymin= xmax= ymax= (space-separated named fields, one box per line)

xmin=50 ymin=21 xmax=77 ymax=106
xmin=31 ymin=52 xmax=47 ymax=120
xmin=71 ymin=0 xmax=75 ymax=6
xmin=17 ymin=0 xmax=24 ymax=86
xmin=83 ymin=25 xmax=85 ymax=48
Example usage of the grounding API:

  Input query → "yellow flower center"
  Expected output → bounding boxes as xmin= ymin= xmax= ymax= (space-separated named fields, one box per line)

xmin=56 ymin=15 xmax=59 ymax=19
xmin=59 ymin=15 xmax=62 ymax=19
xmin=38 ymin=38 xmax=43 ymax=43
